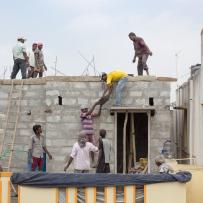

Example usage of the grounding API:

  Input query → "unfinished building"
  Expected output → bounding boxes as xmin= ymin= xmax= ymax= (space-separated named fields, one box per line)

xmin=0 ymin=76 xmax=175 ymax=173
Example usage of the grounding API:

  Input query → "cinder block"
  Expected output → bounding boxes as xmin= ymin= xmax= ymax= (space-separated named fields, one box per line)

xmin=129 ymin=91 xmax=143 ymax=97
xmin=77 ymin=98 xmax=89 ymax=105
xmin=63 ymin=98 xmax=77 ymax=105
xmin=46 ymin=90 xmax=60 ymax=96
xmin=0 ymin=92 xmax=8 ymax=99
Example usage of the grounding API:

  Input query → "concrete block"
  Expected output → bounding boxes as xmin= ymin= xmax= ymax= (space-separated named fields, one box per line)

xmin=28 ymin=100 xmax=43 ymax=106
xmin=47 ymin=115 xmax=61 ymax=123
xmin=160 ymin=91 xmax=170 ymax=97
xmin=72 ymin=82 xmax=88 ymax=89
xmin=135 ymin=98 xmax=146 ymax=105
xmin=45 ymin=98 xmax=52 ymax=106
xmin=77 ymin=98 xmax=88 ymax=105
xmin=63 ymin=98 xmax=77 ymax=105
xmin=46 ymin=90 xmax=60 ymax=96
xmin=129 ymin=91 xmax=143 ymax=97
xmin=0 ymin=92 xmax=8 ymax=99
xmin=0 ymin=100 xmax=8 ymax=106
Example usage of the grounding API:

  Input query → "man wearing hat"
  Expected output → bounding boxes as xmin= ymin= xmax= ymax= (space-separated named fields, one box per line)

xmin=11 ymin=37 xmax=29 ymax=79
xmin=33 ymin=43 xmax=47 ymax=78
xmin=80 ymin=101 xmax=102 ymax=166
xmin=128 ymin=32 xmax=152 ymax=76
xmin=100 ymin=70 xmax=128 ymax=106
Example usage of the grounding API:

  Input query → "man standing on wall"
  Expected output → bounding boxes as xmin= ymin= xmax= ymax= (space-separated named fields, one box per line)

xmin=27 ymin=43 xmax=38 ymax=78
xmin=11 ymin=37 xmax=29 ymax=79
xmin=34 ymin=43 xmax=47 ymax=78
xmin=128 ymin=32 xmax=152 ymax=76
xmin=64 ymin=131 xmax=98 ymax=173
xmin=99 ymin=70 xmax=128 ymax=106
xmin=96 ymin=129 xmax=111 ymax=173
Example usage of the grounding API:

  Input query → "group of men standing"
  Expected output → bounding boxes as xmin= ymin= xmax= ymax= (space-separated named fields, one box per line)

xmin=26 ymin=31 xmax=152 ymax=174
xmin=11 ymin=37 xmax=47 ymax=79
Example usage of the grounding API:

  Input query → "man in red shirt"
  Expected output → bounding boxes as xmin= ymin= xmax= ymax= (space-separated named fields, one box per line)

xmin=128 ymin=32 xmax=152 ymax=76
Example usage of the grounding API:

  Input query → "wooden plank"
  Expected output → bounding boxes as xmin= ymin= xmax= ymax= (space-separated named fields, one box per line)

xmin=131 ymin=113 xmax=136 ymax=167
xmin=123 ymin=112 xmax=128 ymax=174
xmin=104 ymin=187 xmax=116 ymax=203
xmin=124 ymin=186 xmax=136 ymax=203
xmin=66 ymin=187 xmax=77 ymax=203
xmin=85 ymin=187 xmax=96 ymax=203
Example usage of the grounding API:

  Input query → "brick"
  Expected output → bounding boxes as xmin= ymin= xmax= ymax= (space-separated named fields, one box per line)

xmin=129 ymin=91 xmax=143 ymax=97
xmin=46 ymin=90 xmax=60 ymax=96
xmin=63 ymin=98 xmax=77 ymax=105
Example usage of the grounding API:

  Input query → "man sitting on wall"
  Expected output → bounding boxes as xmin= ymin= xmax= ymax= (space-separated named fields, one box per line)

xmin=64 ymin=131 xmax=98 ymax=173
xmin=99 ymin=70 xmax=128 ymax=106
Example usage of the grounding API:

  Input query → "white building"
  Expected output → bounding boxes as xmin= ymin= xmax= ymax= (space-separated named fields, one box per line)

xmin=175 ymin=29 xmax=203 ymax=165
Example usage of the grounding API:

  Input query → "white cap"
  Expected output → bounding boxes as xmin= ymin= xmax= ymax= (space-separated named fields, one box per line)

xmin=80 ymin=104 xmax=88 ymax=109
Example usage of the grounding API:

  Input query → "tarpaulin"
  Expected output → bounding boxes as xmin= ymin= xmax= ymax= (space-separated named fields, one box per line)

xmin=11 ymin=171 xmax=191 ymax=188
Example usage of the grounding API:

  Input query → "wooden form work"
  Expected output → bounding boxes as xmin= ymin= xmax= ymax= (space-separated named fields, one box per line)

xmin=111 ymin=107 xmax=154 ymax=174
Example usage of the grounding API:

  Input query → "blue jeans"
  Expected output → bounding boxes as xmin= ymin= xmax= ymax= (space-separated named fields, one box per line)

xmin=115 ymin=77 xmax=128 ymax=105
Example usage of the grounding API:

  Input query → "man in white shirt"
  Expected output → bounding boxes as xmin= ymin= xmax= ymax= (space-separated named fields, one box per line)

xmin=27 ymin=43 xmax=38 ymax=78
xmin=64 ymin=131 xmax=98 ymax=173
xmin=11 ymin=37 xmax=29 ymax=79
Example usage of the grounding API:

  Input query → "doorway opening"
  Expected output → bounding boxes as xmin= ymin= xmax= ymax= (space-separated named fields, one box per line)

xmin=116 ymin=113 xmax=148 ymax=173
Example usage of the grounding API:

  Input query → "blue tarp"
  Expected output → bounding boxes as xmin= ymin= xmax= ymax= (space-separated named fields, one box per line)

xmin=11 ymin=171 xmax=191 ymax=188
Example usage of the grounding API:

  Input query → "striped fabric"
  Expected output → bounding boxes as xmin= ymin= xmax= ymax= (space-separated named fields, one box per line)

xmin=80 ymin=112 xmax=94 ymax=135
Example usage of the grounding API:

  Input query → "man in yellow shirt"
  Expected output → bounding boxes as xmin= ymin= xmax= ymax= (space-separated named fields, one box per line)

xmin=100 ymin=70 xmax=128 ymax=106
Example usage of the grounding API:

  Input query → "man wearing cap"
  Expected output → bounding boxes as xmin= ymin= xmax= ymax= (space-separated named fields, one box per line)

xmin=128 ymin=32 xmax=152 ymax=76
xmin=11 ymin=37 xmax=29 ymax=79
xmin=100 ymin=70 xmax=128 ymax=106
xmin=27 ymin=43 xmax=38 ymax=78
xmin=80 ymin=101 xmax=102 ymax=166
xmin=33 ymin=43 xmax=47 ymax=78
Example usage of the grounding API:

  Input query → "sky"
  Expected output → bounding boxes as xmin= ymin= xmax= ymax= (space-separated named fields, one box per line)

xmin=0 ymin=0 xmax=202 ymax=85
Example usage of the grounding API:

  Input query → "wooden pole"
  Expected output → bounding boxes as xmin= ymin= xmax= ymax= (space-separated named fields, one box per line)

xmin=123 ymin=112 xmax=128 ymax=174
xmin=131 ymin=113 xmax=136 ymax=167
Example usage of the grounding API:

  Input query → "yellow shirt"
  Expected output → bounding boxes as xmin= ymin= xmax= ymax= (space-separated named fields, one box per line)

xmin=106 ymin=70 xmax=128 ymax=86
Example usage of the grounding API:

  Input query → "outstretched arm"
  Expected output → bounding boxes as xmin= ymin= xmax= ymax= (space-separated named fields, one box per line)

xmin=64 ymin=156 xmax=73 ymax=172
xmin=92 ymin=104 xmax=102 ymax=117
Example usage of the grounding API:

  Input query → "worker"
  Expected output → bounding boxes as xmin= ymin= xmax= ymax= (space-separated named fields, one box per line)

xmin=11 ymin=36 xmax=29 ymax=79
xmin=155 ymin=155 xmax=174 ymax=174
xmin=99 ymin=70 xmax=128 ymax=106
xmin=34 ymin=43 xmax=47 ymax=78
xmin=96 ymin=129 xmax=111 ymax=173
xmin=28 ymin=125 xmax=52 ymax=171
xmin=27 ymin=43 xmax=38 ymax=78
xmin=80 ymin=101 xmax=102 ymax=166
xmin=128 ymin=32 xmax=152 ymax=76
xmin=64 ymin=131 xmax=98 ymax=173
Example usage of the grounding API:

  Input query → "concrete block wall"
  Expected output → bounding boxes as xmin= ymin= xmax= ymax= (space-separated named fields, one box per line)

xmin=0 ymin=76 xmax=171 ymax=172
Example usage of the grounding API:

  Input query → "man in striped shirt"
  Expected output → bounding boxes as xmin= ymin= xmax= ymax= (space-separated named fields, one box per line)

xmin=80 ymin=102 xmax=102 ymax=165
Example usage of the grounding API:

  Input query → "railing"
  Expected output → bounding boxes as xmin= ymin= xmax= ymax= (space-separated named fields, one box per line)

xmin=0 ymin=172 xmax=187 ymax=203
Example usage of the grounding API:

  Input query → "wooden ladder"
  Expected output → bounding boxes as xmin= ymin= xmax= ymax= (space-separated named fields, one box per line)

xmin=0 ymin=80 xmax=24 ymax=171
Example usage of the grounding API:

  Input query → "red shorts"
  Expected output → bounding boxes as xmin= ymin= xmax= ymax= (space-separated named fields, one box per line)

xmin=32 ymin=156 xmax=43 ymax=171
